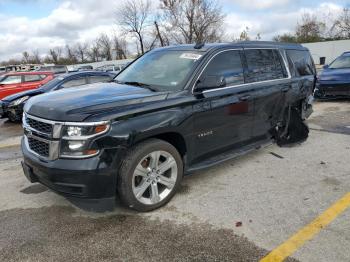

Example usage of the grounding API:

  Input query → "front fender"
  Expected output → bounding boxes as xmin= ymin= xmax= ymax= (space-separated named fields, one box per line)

xmin=97 ymin=106 xmax=193 ymax=149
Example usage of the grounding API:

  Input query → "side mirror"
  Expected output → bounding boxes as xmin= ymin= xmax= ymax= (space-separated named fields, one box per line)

xmin=323 ymin=64 xmax=329 ymax=69
xmin=195 ymin=75 xmax=226 ymax=93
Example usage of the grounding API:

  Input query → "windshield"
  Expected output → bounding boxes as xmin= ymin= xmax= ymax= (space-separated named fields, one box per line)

xmin=115 ymin=50 xmax=204 ymax=91
xmin=329 ymin=55 xmax=350 ymax=69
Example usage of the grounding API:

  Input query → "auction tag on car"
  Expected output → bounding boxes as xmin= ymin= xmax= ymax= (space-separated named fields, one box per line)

xmin=180 ymin=53 xmax=202 ymax=60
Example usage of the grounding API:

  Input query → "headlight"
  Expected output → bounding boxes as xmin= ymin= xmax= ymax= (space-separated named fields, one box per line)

xmin=60 ymin=122 xmax=110 ymax=158
xmin=9 ymin=96 xmax=30 ymax=107
xmin=62 ymin=123 xmax=109 ymax=139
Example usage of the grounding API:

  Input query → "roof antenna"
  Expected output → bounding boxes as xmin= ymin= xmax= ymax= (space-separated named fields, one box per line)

xmin=194 ymin=43 xmax=205 ymax=49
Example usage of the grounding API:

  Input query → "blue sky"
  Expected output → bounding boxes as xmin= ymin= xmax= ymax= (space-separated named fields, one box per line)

xmin=0 ymin=0 xmax=60 ymax=19
xmin=0 ymin=0 xmax=348 ymax=61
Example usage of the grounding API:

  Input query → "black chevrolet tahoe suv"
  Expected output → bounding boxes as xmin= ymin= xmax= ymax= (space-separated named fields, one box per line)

xmin=21 ymin=42 xmax=316 ymax=212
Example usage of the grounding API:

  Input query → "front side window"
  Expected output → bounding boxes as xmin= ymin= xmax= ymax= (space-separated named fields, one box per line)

xmin=329 ymin=55 xmax=350 ymax=69
xmin=0 ymin=75 xmax=22 ymax=85
xmin=245 ymin=49 xmax=287 ymax=83
xmin=287 ymin=50 xmax=315 ymax=76
xmin=115 ymin=50 xmax=204 ymax=92
xmin=199 ymin=50 xmax=244 ymax=88
xmin=61 ymin=77 xmax=87 ymax=88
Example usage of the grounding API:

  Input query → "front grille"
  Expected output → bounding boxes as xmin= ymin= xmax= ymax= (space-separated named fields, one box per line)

xmin=23 ymin=114 xmax=61 ymax=160
xmin=26 ymin=117 xmax=53 ymax=134
xmin=28 ymin=137 xmax=50 ymax=157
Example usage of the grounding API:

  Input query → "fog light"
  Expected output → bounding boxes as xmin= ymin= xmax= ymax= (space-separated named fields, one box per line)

xmin=68 ymin=140 xmax=85 ymax=150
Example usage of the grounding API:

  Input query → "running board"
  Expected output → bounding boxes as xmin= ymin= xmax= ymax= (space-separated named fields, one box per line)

xmin=186 ymin=139 xmax=273 ymax=174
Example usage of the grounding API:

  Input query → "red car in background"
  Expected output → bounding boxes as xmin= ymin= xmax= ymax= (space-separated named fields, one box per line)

xmin=0 ymin=71 xmax=54 ymax=99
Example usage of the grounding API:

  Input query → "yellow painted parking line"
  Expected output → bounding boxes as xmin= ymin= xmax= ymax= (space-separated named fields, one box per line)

xmin=261 ymin=192 xmax=350 ymax=262
xmin=0 ymin=143 xmax=20 ymax=149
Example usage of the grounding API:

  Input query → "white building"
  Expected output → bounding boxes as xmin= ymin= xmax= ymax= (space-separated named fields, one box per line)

xmin=302 ymin=39 xmax=350 ymax=65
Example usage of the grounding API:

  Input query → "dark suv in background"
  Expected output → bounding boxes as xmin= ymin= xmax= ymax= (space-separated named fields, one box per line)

xmin=21 ymin=42 xmax=316 ymax=212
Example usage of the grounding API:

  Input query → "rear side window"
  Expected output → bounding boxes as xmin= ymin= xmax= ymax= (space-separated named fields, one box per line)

xmin=286 ymin=50 xmax=315 ymax=76
xmin=0 ymin=75 xmax=22 ymax=84
xmin=245 ymin=49 xmax=287 ymax=83
xmin=24 ymin=75 xmax=42 ymax=82
xmin=89 ymin=75 xmax=112 ymax=84
xmin=61 ymin=77 xmax=87 ymax=88
xmin=200 ymin=50 xmax=244 ymax=87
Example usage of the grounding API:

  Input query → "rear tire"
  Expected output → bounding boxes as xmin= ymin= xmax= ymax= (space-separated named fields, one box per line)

xmin=117 ymin=139 xmax=183 ymax=212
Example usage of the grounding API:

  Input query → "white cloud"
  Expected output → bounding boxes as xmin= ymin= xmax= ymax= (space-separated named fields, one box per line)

xmin=224 ymin=0 xmax=291 ymax=10
xmin=0 ymin=0 xmax=122 ymax=61
xmin=0 ymin=0 xmax=346 ymax=61
xmin=223 ymin=2 xmax=344 ymax=40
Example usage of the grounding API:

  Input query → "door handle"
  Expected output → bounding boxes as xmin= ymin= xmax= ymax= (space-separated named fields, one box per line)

xmin=239 ymin=95 xmax=251 ymax=101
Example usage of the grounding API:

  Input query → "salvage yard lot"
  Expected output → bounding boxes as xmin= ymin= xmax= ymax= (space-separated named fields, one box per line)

xmin=0 ymin=101 xmax=349 ymax=262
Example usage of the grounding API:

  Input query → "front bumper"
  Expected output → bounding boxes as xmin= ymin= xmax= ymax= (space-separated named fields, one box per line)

xmin=21 ymin=137 xmax=126 ymax=210
xmin=315 ymin=82 xmax=350 ymax=98
xmin=0 ymin=100 xmax=23 ymax=120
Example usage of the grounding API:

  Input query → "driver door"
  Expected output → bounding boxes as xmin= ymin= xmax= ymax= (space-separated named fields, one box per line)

xmin=0 ymin=75 xmax=23 ymax=99
xmin=191 ymin=49 xmax=255 ymax=162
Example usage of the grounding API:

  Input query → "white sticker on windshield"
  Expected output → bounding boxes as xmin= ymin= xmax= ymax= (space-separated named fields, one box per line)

xmin=180 ymin=53 xmax=202 ymax=60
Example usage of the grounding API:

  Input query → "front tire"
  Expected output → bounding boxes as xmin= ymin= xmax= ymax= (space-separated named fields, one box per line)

xmin=117 ymin=139 xmax=183 ymax=212
xmin=7 ymin=111 xmax=21 ymax=123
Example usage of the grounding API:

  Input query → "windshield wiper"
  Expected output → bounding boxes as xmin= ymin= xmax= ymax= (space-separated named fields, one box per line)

xmin=118 ymin=81 xmax=157 ymax=92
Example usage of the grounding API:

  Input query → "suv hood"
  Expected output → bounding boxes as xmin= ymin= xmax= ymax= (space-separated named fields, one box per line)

xmin=24 ymin=82 xmax=168 ymax=122
xmin=319 ymin=68 xmax=350 ymax=82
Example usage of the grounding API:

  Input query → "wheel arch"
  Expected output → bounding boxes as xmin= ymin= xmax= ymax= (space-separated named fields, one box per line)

xmin=133 ymin=131 xmax=188 ymax=159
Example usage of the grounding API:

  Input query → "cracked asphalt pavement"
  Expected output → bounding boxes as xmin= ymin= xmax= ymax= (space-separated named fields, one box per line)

xmin=0 ymin=100 xmax=349 ymax=262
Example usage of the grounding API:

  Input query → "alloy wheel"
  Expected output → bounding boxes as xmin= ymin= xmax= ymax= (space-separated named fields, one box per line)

xmin=132 ymin=150 xmax=178 ymax=205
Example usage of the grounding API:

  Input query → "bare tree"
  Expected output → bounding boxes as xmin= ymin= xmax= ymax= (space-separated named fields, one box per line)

xmin=239 ymin=27 xmax=250 ymax=41
xmin=65 ymin=45 xmax=77 ymax=64
xmin=296 ymin=13 xmax=325 ymax=43
xmin=117 ymin=0 xmax=152 ymax=55
xmin=255 ymin=33 xmax=262 ymax=40
xmin=22 ymin=51 xmax=30 ymax=63
xmin=112 ymin=35 xmax=128 ymax=59
xmin=88 ymin=40 xmax=101 ymax=62
xmin=98 ymin=33 xmax=112 ymax=60
xmin=49 ymin=47 xmax=62 ymax=64
xmin=154 ymin=21 xmax=166 ymax=46
xmin=75 ymin=42 xmax=89 ymax=63
xmin=32 ymin=50 xmax=41 ymax=64
xmin=160 ymin=0 xmax=225 ymax=44
xmin=333 ymin=8 xmax=350 ymax=39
